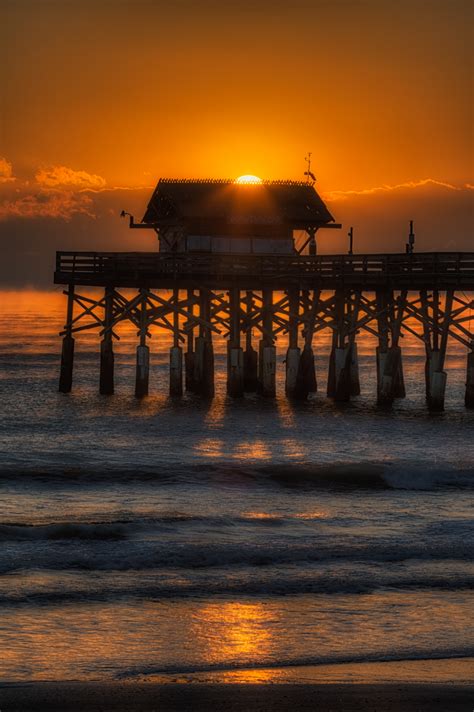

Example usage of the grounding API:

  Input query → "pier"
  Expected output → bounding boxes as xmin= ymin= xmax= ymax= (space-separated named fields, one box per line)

xmin=54 ymin=178 xmax=474 ymax=411
xmin=55 ymin=251 xmax=474 ymax=411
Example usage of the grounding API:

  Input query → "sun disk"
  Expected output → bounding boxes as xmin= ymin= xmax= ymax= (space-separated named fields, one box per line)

xmin=235 ymin=175 xmax=262 ymax=184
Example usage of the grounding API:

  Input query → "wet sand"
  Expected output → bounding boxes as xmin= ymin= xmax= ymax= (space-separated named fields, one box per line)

xmin=1 ymin=681 xmax=473 ymax=711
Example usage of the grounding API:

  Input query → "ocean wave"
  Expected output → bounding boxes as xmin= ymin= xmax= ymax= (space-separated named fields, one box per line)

xmin=115 ymin=650 xmax=474 ymax=680
xmin=1 ymin=570 xmax=473 ymax=605
xmin=0 ymin=535 xmax=472 ymax=573
xmin=0 ymin=461 xmax=472 ymax=490
xmin=0 ymin=514 xmax=287 ymax=542
xmin=0 ymin=522 xmax=129 ymax=541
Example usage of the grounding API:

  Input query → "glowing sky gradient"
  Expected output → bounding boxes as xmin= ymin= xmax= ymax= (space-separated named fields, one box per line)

xmin=0 ymin=0 xmax=472 ymax=285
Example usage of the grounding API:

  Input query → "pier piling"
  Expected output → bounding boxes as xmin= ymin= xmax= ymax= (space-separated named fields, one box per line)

xmin=285 ymin=289 xmax=301 ymax=398
xmin=465 ymin=348 xmax=474 ymax=408
xmin=135 ymin=289 xmax=150 ymax=397
xmin=184 ymin=289 xmax=196 ymax=392
xmin=227 ymin=288 xmax=244 ymax=397
xmin=169 ymin=289 xmax=183 ymax=396
xmin=194 ymin=291 xmax=214 ymax=397
xmin=243 ymin=291 xmax=258 ymax=391
xmin=99 ymin=286 xmax=114 ymax=395
xmin=58 ymin=286 xmax=75 ymax=393
xmin=259 ymin=289 xmax=276 ymax=397
xmin=59 ymin=335 xmax=75 ymax=393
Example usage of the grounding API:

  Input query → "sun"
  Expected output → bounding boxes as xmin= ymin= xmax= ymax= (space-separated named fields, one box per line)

xmin=235 ymin=175 xmax=262 ymax=184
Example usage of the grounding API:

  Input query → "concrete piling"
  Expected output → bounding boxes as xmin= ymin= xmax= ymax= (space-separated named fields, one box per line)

xmin=465 ymin=350 xmax=474 ymax=408
xmin=99 ymin=339 xmax=114 ymax=395
xmin=169 ymin=288 xmax=183 ymax=396
xmin=258 ymin=288 xmax=276 ymax=396
xmin=169 ymin=346 xmax=183 ymax=396
xmin=349 ymin=342 xmax=360 ymax=396
xmin=58 ymin=335 xmax=75 ymax=393
xmin=58 ymin=286 xmax=75 ymax=393
xmin=243 ymin=291 xmax=258 ymax=392
xmin=228 ymin=346 xmax=244 ymax=397
xmin=261 ymin=345 xmax=276 ymax=397
xmin=243 ymin=346 xmax=258 ymax=391
xmin=192 ymin=291 xmax=215 ymax=397
xmin=334 ymin=346 xmax=351 ymax=401
xmin=99 ymin=286 xmax=114 ymax=395
xmin=227 ymin=287 xmax=244 ymax=397
xmin=135 ymin=344 xmax=150 ymax=397
xmin=185 ymin=350 xmax=195 ymax=391
xmin=377 ymin=345 xmax=404 ymax=404
xmin=285 ymin=347 xmax=301 ymax=397
xmin=426 ymin=349 xmax=447 ymax=411
xmin=294 ymin=345 xmax=317 ymax=399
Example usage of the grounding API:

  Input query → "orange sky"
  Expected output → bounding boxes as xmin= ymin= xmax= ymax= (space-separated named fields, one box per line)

xmin=0 ymin=0 xmax=472 ymax=285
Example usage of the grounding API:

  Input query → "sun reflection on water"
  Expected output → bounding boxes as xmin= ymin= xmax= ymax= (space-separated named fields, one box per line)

xmin=195 ymin=602 xmax=274 ymax=669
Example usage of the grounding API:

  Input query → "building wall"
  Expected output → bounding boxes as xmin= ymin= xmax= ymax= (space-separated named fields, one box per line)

xmin=183 ymin=235 xmax=294 ymax=254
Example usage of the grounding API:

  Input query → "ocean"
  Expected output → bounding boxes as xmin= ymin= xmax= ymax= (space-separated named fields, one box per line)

xmin=0 ymin=290 xmax=473 ymax=684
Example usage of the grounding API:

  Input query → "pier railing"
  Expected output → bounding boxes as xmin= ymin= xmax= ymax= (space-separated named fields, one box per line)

xmin=55 ymin=251 xmax=474 ymax=289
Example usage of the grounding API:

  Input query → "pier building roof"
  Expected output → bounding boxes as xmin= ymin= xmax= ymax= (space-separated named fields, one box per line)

xmin=141 ymin=179 xmax=336 ymax=229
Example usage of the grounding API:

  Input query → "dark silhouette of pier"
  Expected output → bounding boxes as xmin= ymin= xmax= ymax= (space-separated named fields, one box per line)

xmin=54 ymin=179 xmax=474 ymax=411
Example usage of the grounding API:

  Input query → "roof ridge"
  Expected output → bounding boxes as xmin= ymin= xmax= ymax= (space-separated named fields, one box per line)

xmin=158 ymin=178 xmax=312 ymax=187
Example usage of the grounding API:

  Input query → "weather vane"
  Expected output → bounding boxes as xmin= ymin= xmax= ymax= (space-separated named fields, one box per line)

xmin=304 ymin=152 xmax=316 ymax=183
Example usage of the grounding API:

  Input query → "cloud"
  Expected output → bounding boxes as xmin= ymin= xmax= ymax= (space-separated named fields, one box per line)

xmin=0 ymin=157 xmax=16 ymax=183
xmin=0 ymin=191 xmax=95 ymax=220
xmin=35 ymin=165 xmax=106 ymax=189
xmin=323 ymin=178 xmax=463 ymax=202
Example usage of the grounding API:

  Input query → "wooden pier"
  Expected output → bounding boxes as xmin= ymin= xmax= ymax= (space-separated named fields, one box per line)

xmin=55 ymin=251 xmax=474 ymax=411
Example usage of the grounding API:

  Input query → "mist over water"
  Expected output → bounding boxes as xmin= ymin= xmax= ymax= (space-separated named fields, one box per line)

xmin=0 ymin=290 xmax=473 ymax=682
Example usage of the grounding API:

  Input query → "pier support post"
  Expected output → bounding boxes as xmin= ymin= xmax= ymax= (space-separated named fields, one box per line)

xmin=169 ymin=288 xmax=183 ymax=396
xmin=377 ymin=345 xmax=405 ymax=404
xmin=228 ymin=345 xmax=244 ymax=397
xmin=243 ymin=291 xmax=258 ymax=391
xmin=328 ymin=290 xmax=352 ymax=401
xmin=243 ymin=346 xmax=258 ymax=391
xmin=185 ymin=289 xmax=195 ymax=392
xmin=427 ymin=350 xmax=447 ymax=412
xmin=349 ymin=342 xmax=360 ymax=396
xmin=194 ymin=291 xmax=214 ymax=397
xmin=59 ymin=286 xmax=75 ymax=393
xmin=425 ymin=290 xmax=452 ymax=411
xmin=170 ymin=346 xmax=183 ymax=396
xmin=99 ymin=286 xmax=114 ymax=395
xmin=285 ymin=347 xmax=301 ymax=397
xmin=59 ymin=336 xmax=75 ymax=393
xmin=465 ymin=348 xmax=474 ymax=408
xmin=135 ymin=289 xmax=149 ymax=397
xmin=334 ymin=346 xmax=351 ymax=401
xmin=227 ymin=288 xmax=244 ymax=397
xmin=259 ymin=288 xmax=276 ymax=397
xmin=100 ymin=340 xmax=114 ymax=395
xmin=291 ymin=289 xmax=317 ymax=399
xmin=327 ymin=331 xmax=337 ymax=398
xmin=261 ymin=345 xmax=277 ymax=397
xmin=295 ymin=345 xmax=316 ymax=399
xmin=285 ymin=289 xmax=301 ymax=398
xmin=375 ymin=289 xmax=394 ymax=405
xmin=135 ymin=345 xmax=150 ymax=397
xmin=377 ymin=346 xmax=405 ymax=404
